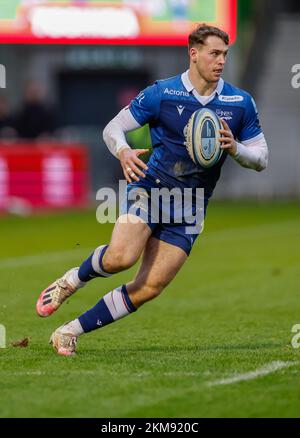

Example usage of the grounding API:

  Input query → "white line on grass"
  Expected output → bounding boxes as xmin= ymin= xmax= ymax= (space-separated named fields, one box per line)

xmin=203 ymin=219 xmax=300 ymax=243
xmin=0 ymin=248 xmax=92 ymax=270
xmin=0 ymin=370 xmax=204 ymax=378
xmin=1 ymin=370 xmax=97 ymax=377
xmin=1 ymin=218 xmax=298 ymax=270
xmin=3 ymin=362 xmax=299 ymax=383
xmin=207 ymin=360 xmax=300 ymax=387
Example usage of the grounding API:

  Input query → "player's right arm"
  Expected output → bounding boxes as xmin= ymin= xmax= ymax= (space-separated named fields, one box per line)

xmin=103 ymin=106 xmax=148 ymax=182
xmin=103 ymin=83 xmax=161 ymax=183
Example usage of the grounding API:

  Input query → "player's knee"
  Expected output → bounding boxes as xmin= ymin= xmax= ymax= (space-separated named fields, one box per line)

xmin=103 ymin=248 xmax=137 ymax=273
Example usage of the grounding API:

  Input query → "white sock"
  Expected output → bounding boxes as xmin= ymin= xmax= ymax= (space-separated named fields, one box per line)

xmin=67 ymin=268 xmax=86 ymax=290
xmin=62 ymin=319 xmax=84 ymax=337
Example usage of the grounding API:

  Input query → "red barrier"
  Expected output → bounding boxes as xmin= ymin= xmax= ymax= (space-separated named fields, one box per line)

xmin=0 ymin=143 xmax=90 ymax=212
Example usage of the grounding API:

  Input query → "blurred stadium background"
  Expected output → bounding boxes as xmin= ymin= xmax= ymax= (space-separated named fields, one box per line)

xmin=1 ymin=0 xmax=300 ymax=209
xmin=1 ymin=0 xmax=300 ymax=419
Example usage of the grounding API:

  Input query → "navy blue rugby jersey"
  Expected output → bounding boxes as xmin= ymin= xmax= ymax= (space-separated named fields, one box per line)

xmin=129 ymin=70 xmax=262 ymax=198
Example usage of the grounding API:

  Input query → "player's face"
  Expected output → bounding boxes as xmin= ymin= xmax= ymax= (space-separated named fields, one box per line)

xmin=190 ymin=36 xmax=228 ymax=83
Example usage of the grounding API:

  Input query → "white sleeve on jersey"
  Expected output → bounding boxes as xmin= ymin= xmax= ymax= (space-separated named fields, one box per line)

xmin=233 ymin=133 xmax=269 ymax=172
xmin=102 ymin=107 xmax=141 ymax=159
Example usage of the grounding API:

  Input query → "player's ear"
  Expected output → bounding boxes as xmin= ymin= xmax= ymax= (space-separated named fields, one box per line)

xmin=189 ymin=47 xmax=198 ymax=63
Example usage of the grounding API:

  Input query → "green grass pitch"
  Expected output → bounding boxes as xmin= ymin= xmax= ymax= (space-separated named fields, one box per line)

xmin=0 ymin=201 xmax=300 ymax=418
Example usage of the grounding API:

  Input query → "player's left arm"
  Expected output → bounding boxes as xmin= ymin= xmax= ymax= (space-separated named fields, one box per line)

xmin=218 ymin=96 xmax=269 ymax=172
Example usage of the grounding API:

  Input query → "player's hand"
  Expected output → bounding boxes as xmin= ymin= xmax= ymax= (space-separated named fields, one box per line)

xmin=218 ymin=119 xmax=237 ymax=156
xmin=118 ymin=147 xmax=149 ymax=183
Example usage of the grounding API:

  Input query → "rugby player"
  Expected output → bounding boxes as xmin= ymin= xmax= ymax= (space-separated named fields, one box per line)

xmin=36 ymin=25 xmax=268 ymax=356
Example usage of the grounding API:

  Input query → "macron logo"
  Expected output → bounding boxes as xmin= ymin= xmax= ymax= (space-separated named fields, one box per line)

xmin=164 ymin=87 xmax=189 ymax=97
xmin=176 ymin=105 xmax=185 ymax=116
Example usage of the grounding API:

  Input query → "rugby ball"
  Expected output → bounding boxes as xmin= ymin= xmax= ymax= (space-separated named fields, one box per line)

xmin=185 ymin=108 xmax=223 ymax=168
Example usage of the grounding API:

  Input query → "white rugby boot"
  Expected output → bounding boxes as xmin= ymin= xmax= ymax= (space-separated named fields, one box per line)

xmin=49 ymin=324 xmax=78 ymax=357
xmin=36 ymin=268 xmax=82 ymax=317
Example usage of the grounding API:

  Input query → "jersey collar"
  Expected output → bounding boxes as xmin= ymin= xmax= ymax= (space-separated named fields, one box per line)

xmin=181 ymin=69 xmax=224 ymax=97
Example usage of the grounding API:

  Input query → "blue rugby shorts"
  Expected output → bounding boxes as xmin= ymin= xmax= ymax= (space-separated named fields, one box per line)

xmin=120 ymin=171 xmax=207 ymax=256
